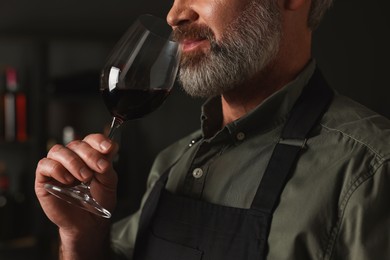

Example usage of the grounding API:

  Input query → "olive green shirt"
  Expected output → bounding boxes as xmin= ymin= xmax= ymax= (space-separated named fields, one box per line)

xmin=111 ymin=61 xmax=390 ymax=259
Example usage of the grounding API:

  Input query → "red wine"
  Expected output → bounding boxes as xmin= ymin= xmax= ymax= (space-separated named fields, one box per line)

xmin=101 ymin=88 xmax=171 ymax=121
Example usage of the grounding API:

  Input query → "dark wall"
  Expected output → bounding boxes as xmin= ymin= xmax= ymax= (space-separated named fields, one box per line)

xmin=313 ymin=0 xmax=390 ymax=118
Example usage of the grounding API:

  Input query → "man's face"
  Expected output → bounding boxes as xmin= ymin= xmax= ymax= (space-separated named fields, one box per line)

xmin=167 ymin=0 xmax=282 ymax=98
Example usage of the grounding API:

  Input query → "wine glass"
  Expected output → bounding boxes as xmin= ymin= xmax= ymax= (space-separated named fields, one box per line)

xmin=44 ymin=14 xmax=181 ymax=218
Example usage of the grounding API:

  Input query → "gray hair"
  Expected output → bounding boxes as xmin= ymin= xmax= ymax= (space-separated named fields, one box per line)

xmin=309 ymin=0 xmax=334 ymax=30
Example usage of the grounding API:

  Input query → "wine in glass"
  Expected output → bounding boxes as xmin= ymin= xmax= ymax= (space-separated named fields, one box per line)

xmin=44 ymin=14 xmax=181 ymax=218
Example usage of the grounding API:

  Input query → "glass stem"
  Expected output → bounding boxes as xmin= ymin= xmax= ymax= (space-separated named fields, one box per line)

xmin=108 ymin=117 xmax=123 ymax=140
xmin=80 ymin=181 xmax=91 ymax=188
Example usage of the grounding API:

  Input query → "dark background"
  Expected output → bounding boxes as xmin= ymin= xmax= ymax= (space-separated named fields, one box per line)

xmin=0 ymin=0 xmax=389 ymax=259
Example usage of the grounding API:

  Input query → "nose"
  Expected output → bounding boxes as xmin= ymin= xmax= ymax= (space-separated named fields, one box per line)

xmin=166 ymin=0 xmax=199 ymax=28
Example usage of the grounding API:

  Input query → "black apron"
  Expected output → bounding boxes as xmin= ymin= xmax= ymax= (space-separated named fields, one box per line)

xmin=133 ymin=68 xmax=333 ymax=260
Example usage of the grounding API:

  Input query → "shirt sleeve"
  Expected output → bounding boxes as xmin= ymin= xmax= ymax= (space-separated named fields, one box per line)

xmin=110 ymin=210 xmax=140 ymax=259
xmin=328 ymin=161 xmax=390 ymax=260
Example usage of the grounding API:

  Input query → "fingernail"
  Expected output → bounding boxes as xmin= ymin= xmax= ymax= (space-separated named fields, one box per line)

xmin=97 ymin=158 xmax=109 ymax=171
xmin=80 ymin=167 xmax=91 ymax=179
xmin=100 ymin=141 xmax=112 ymax=151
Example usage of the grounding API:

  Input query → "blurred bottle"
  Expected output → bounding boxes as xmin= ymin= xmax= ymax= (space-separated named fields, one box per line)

xmin=0 ymin=67 xmax=5 ymax=140
xmin=63 ymin=125 xmax=76 ymax=145
xmin=3 ymin=67 xmax=27 ymax=142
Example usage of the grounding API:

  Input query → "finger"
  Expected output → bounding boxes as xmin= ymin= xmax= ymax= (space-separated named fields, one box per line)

xmin=82 ymin=134 xmax=119 ymax=162
xmin=82 ymin=133 xmax=119 ymax=163
xmin=47 ymin=144 xmax=94 ymax=182
xmin=66 ymin=140 xmax=111 ymax=174
xmin=82 ymin=134 xmax=115 ymax=155
xmin=36 ymin=157 xmax=75 ymax=185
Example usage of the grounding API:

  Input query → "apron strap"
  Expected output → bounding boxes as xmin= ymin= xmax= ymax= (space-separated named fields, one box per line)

xmin=251 ymin=68 xmax=334 ymax=214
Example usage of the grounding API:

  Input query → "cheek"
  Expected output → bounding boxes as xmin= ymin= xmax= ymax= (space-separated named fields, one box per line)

xmin=197 ymin=0 xmax=251 ymax=40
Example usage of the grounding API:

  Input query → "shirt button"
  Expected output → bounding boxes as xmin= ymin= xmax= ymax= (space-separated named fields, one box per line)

xmin=236 ymin=132 xmax=246 ymax=141
xmin=192 ymin=168 xmax=204 ymax=179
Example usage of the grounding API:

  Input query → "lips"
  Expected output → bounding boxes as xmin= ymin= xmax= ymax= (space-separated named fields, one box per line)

xmin=172 ymin=24 xmax=214 ymax=53
xmin=181 ymin=38 xmax=210 ymax=53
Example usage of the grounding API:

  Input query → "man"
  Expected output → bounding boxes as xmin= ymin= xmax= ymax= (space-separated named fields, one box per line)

xmin=35 ymin=0 xmax=390 ymax=259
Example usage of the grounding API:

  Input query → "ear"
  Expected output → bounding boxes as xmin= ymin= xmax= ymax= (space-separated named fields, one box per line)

xmin=282 ymin=0 xmax=308 ymax=11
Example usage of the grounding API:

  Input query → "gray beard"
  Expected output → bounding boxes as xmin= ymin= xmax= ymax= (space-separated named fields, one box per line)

xmin=178 ymin=0 xmax=282 ymax=98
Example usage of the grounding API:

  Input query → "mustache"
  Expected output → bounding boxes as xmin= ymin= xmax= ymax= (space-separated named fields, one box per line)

xmin=172 ymin=24 xmax=216 ymax=43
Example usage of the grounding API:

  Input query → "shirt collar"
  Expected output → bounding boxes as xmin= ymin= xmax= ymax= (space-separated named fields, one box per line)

xmin=200 ymin=59 xmax=317 ymax=139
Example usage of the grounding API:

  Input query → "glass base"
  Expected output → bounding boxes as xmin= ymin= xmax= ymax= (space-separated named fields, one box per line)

xmin=44 ymin=183 xmax=112 ymax=218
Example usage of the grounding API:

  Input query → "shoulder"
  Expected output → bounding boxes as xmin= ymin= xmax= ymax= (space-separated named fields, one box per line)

xmin=307 ymin=92 xmax=390 ymax=219
xmin=321 ymin=93 xmax=390 ymax=162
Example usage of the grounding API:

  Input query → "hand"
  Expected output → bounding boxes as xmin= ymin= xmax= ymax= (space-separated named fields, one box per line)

xmin=35 ymin=133 xmax=118 ymax=238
